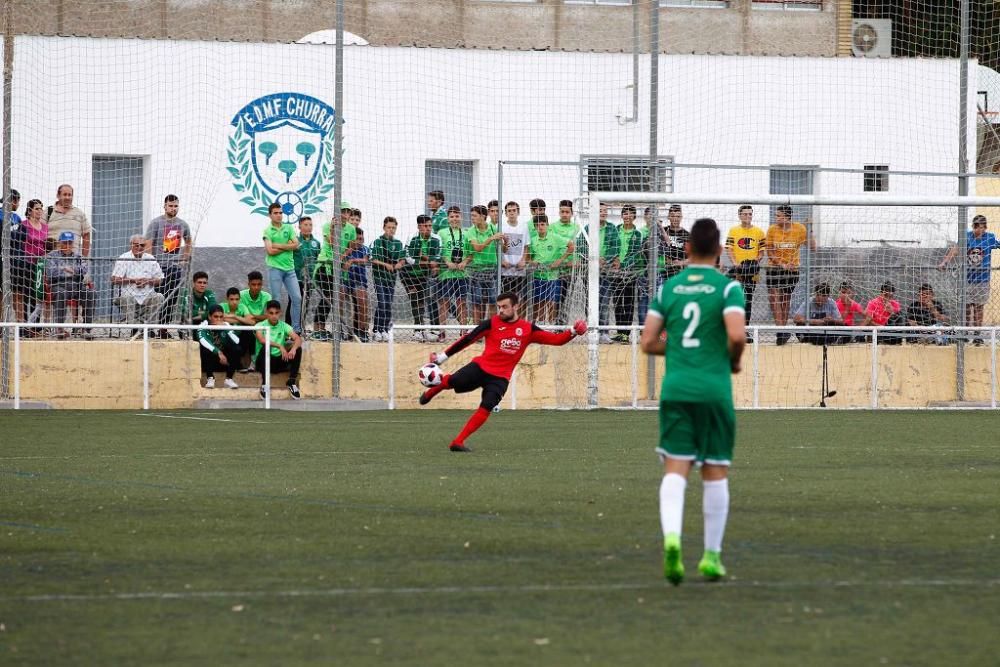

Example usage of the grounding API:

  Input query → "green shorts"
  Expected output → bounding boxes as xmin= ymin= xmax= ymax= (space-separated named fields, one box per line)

xmin=656 ymin=400 xmax=736 ymax=466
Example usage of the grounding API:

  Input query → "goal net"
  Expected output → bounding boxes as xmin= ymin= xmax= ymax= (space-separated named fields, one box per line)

xmin=2 ymin=0 xmax=1000 ymax=409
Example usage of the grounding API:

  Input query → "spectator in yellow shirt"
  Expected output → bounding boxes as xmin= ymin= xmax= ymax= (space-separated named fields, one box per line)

xmin=764 ymin=204 xmax=816 ymax=345
xmin=725 ymin=205 xmax=766 ymax=336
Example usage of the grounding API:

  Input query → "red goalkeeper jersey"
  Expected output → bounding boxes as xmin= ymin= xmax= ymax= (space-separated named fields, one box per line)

xmin=443 ymin=315 xmax=576 ymax=380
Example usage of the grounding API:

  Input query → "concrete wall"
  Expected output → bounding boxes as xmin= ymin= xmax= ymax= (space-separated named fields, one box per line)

xmin=7 ymin=339 xmax=996 ymax=409
xmin=13 ymin=0 xmax=839 ymax=57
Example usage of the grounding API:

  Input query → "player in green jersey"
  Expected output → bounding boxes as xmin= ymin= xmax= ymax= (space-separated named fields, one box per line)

xmin=640 ymin=217 xmax=747 ymax=586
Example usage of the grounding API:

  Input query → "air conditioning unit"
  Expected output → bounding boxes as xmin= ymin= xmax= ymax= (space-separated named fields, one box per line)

xmin=851 ymin=19 xmax=892 ymax=58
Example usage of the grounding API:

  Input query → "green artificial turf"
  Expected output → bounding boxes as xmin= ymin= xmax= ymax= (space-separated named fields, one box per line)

xmin=1 ymin=410 xmax=998 ymax=665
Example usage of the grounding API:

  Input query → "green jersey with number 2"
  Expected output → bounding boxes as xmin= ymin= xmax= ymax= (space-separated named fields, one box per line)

xmin=649 ymin=265 xmax=745 ymax=404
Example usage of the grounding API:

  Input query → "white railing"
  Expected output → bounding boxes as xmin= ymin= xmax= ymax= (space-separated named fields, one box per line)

xmin=0 ymin=322 xmax=270 ymax=410
xmin=2 ymin=321 xmax=998 ymax=410
xmin=386 ymin=323 xmax=1000 ymax=410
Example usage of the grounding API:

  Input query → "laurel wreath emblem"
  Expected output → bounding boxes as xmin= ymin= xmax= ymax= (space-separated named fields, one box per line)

xmin=226 ymin=118 xmax=336 ymax=217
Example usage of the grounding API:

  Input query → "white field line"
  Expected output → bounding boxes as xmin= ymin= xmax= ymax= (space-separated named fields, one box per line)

xmin=7 ymin=578 xmax=998 ymax=603
xmin=134 ymin=413 xmax=270 ymax=424
xmin=0 ymin=448 xmax=578 ymax=460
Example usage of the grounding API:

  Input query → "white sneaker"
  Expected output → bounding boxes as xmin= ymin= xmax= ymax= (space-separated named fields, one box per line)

xmin=374 ymin=331 xmax=384 ymax=342
xmin=204 ymin=376 xmax=215 ymax=389
xmin=413 ymin=330 xmax=425 ymax=342
xmin=599 ymin=333 xmax=612 ymax=344
xmin=223 ymin=378 xmax=239 ymax=389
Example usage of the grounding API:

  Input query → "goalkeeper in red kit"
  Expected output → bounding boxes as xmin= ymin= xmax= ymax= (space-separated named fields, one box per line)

xmin=420 ymin=290 xmax=588 ymax=452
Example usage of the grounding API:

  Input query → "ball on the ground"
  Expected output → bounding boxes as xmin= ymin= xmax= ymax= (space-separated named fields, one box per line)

xmin=418 ymin=363 xmax=442 ymax=387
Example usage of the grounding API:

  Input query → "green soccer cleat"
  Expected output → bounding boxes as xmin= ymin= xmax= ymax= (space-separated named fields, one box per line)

xmin=698 ymin=550 xmax=727 ymax=581
xmin=663 ymin=533 xmax=684 ymax=586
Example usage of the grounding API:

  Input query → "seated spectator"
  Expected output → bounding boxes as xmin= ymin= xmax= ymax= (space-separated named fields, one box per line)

xmin=182 ymin=271 xmax=216 ymax=327
xmin=792 ymin=282 xmax=844 ymax=344
xmin=906 ymin=283 xmax=950 ymax=344
xmin=221 ymin=286 xmax=256 ymax=365
xmin=197 ymin=304 xmax=241 ymax=389
xmin=864 ymin=281 xmax=904 ymax=344
xmin=112 ymin=234 xmax=165 ymax=334
xmin=43 ymin=231 xmax=95 ymax=339
xmin=238 ymin=271 xmax=272 ymax=371
xmin=834 ymin=281 xmax=865 ymax=326
xmin=254 ymin=300 xmax=304 ymax=400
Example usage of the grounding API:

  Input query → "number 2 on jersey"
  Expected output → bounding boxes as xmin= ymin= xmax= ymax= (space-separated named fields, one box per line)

xmin=682 ymin=302 xmax=701 ymax=348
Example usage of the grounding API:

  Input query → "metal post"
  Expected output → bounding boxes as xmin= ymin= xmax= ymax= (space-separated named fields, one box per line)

xmin=510 ymin=367 xmax=517 ymax=410
xmin=496 ymin=161 xmax=504 ymax=297
xmin=630 ymin=325 xmax=638 ymax=408
xmin=13 ymin=323 xmax=19 ymax=409
xmin=331 ymin=0 xmax=345 ymax=398
xmin=587 ymin=193 xmax=601 ymax=408
xmin=956 ymin=0 xmax=970 ymax=402
xmin=646 ymin=0 xmax=660 ymax=401
xmin=264 ymin=327 xmax=271 ymax=410
xmin=991 ymin=327 xmax=997 ymax=409
xmin=870 ymin=328 xmax=879 ymax=409
xmin=387 ymin=326 xmax=395 ymax=410
xmin=142 ymin=327 xmax=150 ymax=410
xmin=751 ymin=326 xmax=760 ymax=408
xmin=1 ymin=0 xmax=14 ymax=399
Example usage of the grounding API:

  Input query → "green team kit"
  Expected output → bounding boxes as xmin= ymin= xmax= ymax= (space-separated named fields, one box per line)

xmin=648 ymin=265 xmax=745 ymax=464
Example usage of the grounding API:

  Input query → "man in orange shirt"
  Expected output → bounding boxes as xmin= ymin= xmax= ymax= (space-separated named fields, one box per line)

xmin=764 ymin=205 xmax=815 ymax=345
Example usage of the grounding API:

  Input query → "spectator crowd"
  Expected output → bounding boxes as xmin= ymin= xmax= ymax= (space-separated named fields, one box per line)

xmin=3 ymin=187 xmax=999 ymax=359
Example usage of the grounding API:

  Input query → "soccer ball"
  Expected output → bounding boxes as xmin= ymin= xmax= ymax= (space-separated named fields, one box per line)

xmin=418 ymin=363 xmax=442 ymax=387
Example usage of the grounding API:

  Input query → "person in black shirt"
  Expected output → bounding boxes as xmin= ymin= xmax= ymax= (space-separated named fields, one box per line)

xmin=905 ymin=283 xmax=950 ymax=344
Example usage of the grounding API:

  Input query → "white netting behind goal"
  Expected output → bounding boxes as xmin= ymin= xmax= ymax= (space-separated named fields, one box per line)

xmin=1 ymin=0 xmax=1000 ymax=409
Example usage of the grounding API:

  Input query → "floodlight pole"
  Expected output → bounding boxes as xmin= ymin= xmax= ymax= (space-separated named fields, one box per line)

xmin=331 ymin=0 xmax=345 ymax=397
xmin=956 ymin=0 xmax=970 ymax=402
xmin=0 ymin=0 xmax=13 ymax=399
xmin=646 ymin=0 xmax=660 ymax=400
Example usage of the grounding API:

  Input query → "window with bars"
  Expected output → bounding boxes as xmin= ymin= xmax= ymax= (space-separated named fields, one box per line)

xmin=769 ymin=166 xmax=815 ymax=224
xmin=581 ymin=156 xmax=674 ymax=194
xmin=864 ymin=165 xmax=889 ymax=193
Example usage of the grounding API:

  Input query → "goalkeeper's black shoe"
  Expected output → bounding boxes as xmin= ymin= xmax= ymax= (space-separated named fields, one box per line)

xmin=449 ymin=443 xmax=473 ymax=453
xmin=419 ymin=391 xmax=432 ymax=406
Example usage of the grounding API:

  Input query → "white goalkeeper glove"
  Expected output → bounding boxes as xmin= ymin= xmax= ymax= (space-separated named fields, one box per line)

xmin=429 ymin=351 xmax=448 ymax=365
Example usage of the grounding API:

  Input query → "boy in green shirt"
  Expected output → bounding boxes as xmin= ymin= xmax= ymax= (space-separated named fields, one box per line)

xmin=428 ymin=190 xmax=448 ymax=234
xmin=401 ymin=215 xmax=442 ymax=341
xmin=527 ymin=215 xmax=571 ymax=324
xmin=371 ymin=216 xmax=406 ymax=342
xmin=238 ymin=270 xmax=272 ymax=372
xmin=610 ymin=204 xmax=645 ymax=343
xmin=254 ymin=300 xmax=304 ymax=400
xmin=197 ymin=304 xmax=241 ymax=389
xmin=466 ymin=204 xmax=502 ymax=322
xmin=436 ymin=206 xmax=470 ymax=332
xmin=639 ymin=217 xmax=746 ymax=586
xmin=576 ymin=203 xmax=621 ymax=342
xmin=262 ymin=202 xmax=302 ymax=332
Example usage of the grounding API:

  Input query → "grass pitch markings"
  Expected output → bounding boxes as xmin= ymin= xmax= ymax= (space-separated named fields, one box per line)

xmin=9 ymin=578 xmax=1000 ymax=603
xmin=134 ymin=413 xmax=270 ymax=424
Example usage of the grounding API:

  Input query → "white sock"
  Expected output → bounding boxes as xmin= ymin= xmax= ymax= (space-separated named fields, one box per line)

xmin=659 ymin=473 xmax=687 ymax=537
xmin=702 ymin=478 xmax=730 ymax=553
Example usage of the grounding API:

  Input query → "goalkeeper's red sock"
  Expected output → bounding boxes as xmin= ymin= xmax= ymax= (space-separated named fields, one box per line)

xmin=453 ymin=407 xmax=490 ymax=445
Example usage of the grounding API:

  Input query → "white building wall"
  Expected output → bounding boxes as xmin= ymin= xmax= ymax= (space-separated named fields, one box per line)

xmin=2 ymin=37 xmax=980 ymax=248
